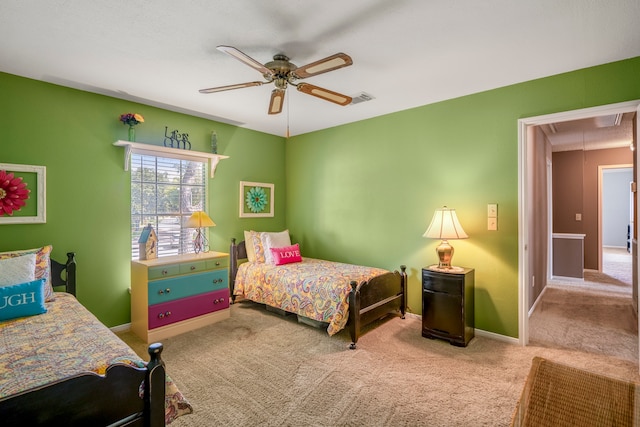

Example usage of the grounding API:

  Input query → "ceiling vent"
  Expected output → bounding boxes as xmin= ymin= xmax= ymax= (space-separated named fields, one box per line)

xmin=350 ymin=92 xmax=375 ymax=105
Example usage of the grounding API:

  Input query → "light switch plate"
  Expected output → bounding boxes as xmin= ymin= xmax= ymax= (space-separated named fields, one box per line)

xmin=488 ymin=203 xmax=498 ymax=218
xmin=488 ymin=217 xmax=497 ymax=231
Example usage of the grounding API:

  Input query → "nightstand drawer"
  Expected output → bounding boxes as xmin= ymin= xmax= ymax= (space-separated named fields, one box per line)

xmin=147 ymin=269 xmax=228 ymax=305
xmin=148 ymin=288 xmax=229 ymax=329
xmin=422 ymin=274 xmax=463 ymax=295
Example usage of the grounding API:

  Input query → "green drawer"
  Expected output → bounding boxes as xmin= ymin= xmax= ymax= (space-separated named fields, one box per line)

xmin=148 ymin=264 xmax=181 ymax=280
xmin=206 ymin=257 xmax=229 ymax=270
xmin=179 ymin=260 xmax=208 ymax=274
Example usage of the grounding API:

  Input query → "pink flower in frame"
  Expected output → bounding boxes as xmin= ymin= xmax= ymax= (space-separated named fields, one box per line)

xmin=0 ymin=170 xmax=30 ymax=216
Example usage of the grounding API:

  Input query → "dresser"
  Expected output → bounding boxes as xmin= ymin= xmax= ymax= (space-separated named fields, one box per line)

xmin=131 ymin=252 xmax=230 ymax=343
xmin=422 ymin=267 xmax=474 ymax=347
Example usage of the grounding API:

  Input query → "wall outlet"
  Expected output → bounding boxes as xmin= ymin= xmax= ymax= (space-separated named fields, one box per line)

xmin=575 ymin=213 xmax=582 ymax=221
xmin=488 ymin=203 xmax=498 ymax=218
xmin=488 ymin=217 xmax=497 ymax=231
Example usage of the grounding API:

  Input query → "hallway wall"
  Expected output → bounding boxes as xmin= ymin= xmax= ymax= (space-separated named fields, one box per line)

xmin=553 ymin=147 xmax=633 ymax=270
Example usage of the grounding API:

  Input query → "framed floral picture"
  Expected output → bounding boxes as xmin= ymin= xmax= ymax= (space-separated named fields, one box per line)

xmin=239 ymin=181 xmax=274 ymax=218
xmin=0 ymin=163 xmax=46 ymax=224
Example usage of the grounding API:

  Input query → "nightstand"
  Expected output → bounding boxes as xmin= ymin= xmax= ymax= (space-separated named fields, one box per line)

xmin=422 ymin=267 xmax=474 ymax=347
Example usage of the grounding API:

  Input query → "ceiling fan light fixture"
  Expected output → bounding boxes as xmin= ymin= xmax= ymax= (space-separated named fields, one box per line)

xmin=201 ymin=46 xmax=354 ymax=114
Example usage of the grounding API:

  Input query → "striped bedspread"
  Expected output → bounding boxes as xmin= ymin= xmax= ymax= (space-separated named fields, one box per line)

xmin=234 ymin=258 xmax=388 ymax=336
xmin=0 ymin=292 xmax=192 ymax=424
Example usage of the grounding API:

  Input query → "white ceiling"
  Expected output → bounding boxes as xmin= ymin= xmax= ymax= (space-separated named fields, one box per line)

xmin=1 ymin=0 xmax=639 ymax=137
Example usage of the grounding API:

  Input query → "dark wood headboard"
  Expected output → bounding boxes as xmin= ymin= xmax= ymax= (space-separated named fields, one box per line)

xmin=229 ymin=238 xmax=247 ymax=301
xmin=51 ymin=252 xmax=77 ymax=296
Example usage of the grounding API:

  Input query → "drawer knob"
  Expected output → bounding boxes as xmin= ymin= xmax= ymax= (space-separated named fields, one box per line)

xmin=214 ymin=297 xmax=225 ymax=304
xmin=162 ymin=269 xmax=168 ymax=276
xmin=158 ymin=312 xmax=164 ymax=318
xmin=215 ymin=261 xmax=220 ymax=266
xmin=190 ymin=265 xmax=196 ymax=271
xmin=166 ymin=288 xmax=171 ymax=293
xmin=158 ymin=290 xmax=163 ymax=295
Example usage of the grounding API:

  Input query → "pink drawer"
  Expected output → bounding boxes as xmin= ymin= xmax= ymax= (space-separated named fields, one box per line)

xmin=148 ymin=288 xmax=229 ymax=329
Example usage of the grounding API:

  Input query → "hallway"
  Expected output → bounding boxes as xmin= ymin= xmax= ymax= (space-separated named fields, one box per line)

xmin=528 ymin=247 xmax=637 ymax=362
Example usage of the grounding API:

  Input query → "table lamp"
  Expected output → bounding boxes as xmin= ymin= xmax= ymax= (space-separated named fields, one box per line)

xmin=423 ymin=206 xmax=468 ymax=271
xmin=186 ymin=211 xmax=216 ymax=253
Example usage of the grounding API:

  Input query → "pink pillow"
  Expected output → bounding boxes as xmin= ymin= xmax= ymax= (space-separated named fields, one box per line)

xmin=270 ymin=244 xmax=302 ymax=265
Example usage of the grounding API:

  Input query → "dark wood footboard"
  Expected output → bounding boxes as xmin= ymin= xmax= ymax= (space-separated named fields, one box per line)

xmin=0 ymin=343 xmax=166 ymax=427
xmin=348 ymin=265 xmax=407 ymax=349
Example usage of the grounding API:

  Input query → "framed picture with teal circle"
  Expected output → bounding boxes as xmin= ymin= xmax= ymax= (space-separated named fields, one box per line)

xmin=239 ymin=181 xmax=274 ymax=218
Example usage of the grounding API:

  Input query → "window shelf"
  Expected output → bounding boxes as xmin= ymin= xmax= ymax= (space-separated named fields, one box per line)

xmin=113 ymin=140 xmax=229 ymax=178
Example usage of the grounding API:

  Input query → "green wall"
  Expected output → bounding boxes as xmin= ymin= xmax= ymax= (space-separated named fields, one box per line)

xmin=286 ymin=56 xmax=640 ymax=338
xmin=0 ymin=72 xmax=285 ymax=327
xmin=2 ymin=56 xmax=639 ymax=336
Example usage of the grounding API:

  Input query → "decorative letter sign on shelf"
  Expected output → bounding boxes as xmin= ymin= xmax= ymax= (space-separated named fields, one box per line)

xmin=113 ymin=140 xmax=229 ymax=178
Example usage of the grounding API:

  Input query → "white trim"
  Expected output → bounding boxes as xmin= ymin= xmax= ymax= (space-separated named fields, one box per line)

xmin=518 ymin=99 xmax=640 ymax=348
xmin=552 ymin=233 xmax=586 ymax=239
xmin=110 ymin=323 xmax=131 ymax=333
xmin=474 ymin=328 xmax=520 ymax=345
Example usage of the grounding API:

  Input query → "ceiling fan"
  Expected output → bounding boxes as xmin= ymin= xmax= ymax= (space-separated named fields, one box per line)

xmin=199 ymin=45 xmax=354 ymax=115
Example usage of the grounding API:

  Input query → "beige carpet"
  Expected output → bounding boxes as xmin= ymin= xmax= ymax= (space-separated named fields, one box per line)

xmin=118 ymin=301 xmax=640 ymax=427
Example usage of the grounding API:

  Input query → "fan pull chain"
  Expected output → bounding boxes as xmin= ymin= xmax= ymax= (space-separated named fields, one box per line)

xmin=286 ymin=91 xmax=290 ymax=138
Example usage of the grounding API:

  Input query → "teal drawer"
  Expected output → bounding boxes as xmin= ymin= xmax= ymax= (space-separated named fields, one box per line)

xmin=148 ymin=269 xmax=228 ymax=305
xmin=148 ymin=264 xmax=181 ymax=280
xmin=206 ymin=257 xmax=229 ymax=270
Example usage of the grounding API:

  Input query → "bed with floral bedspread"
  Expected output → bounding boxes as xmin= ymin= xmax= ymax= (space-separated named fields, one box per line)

xmin=0 ymin=248 xmax=191 ymax=426
xmin=0 ymin=292 xmax=192 ymax=424
xmin=231 ymin=236 xmax=407 ymax=349
xmin=235 ymin=257 xmax=390 ymax=336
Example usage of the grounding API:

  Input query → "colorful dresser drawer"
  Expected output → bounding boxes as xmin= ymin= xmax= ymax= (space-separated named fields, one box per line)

xmin=148 ymin=288 xmax=229 ymax=329
xmin=131 ymin=252 xmax=230 ymax=343
xmin=147 ymin=269 xmax=228 ymax=305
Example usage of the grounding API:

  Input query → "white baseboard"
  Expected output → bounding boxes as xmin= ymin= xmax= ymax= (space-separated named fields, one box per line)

xmin=474 ymin=328 xmax=519 ymax=344
xmin=110 ymin=323 xmax=131 ymax=333
xmin=407 ymin=312 xmax=519 ymax=345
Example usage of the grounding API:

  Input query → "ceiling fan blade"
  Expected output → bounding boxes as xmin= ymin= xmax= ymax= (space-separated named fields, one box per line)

xmin=217 ymin=45 xmax=273 ymax=78
xmin=293 ymin=53 xmax=353 ymax=79
xmin=296 ymin=83 xmax=352 ymax=106
xmin=268 ymin=89 xmax=285 ymax=115
xmin=199 ymin=81 xmax=264 ymax=94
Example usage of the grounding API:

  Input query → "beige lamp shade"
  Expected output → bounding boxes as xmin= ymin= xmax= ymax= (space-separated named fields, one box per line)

xmin=186 ymin=211 xmax=216 ymax=229
xmin=423 ymin=207 xmax=467 ymax=270
xmin=186 ymin=211 xmax=215 ymax=254
xmin=423 ymin=207 xmax=468 ymax=240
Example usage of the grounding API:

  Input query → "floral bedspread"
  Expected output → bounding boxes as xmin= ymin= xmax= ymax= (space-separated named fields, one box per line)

xmin=234 ymin=258 xmax=388 ymax=336
xmin=0 ymin=293 xmax=192 ymax=424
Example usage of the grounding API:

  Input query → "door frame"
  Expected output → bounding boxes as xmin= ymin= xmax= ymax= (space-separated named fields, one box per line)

xmin=517 ymin=99 xmax=640 ymax=346
xmin=598 ymin=164 xmax=633 ymax=272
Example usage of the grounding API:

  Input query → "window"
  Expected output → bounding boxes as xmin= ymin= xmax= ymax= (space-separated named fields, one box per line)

xmin=130 ymin=153 xmax=207 ymax=259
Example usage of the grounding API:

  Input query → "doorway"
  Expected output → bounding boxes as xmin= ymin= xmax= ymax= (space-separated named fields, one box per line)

xmin=518 ymin=100 xmax=640 ymax=356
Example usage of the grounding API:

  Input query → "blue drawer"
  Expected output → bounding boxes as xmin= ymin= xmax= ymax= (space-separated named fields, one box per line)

xmin=148 ymin=269 xmax=228 ymax=305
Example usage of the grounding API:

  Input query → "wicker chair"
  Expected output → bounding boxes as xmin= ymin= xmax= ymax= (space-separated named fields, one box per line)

xmin=511 ymin=357 xmax=640 ymax=426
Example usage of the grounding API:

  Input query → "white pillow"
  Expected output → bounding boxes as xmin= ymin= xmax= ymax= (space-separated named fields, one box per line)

xmin=0 ymin=253 xmax=36 ymax=287
xmin=243 ymin=230 xmax=256 ymax=262
xmin=262 ymin=230 xmax=292 ymax=265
